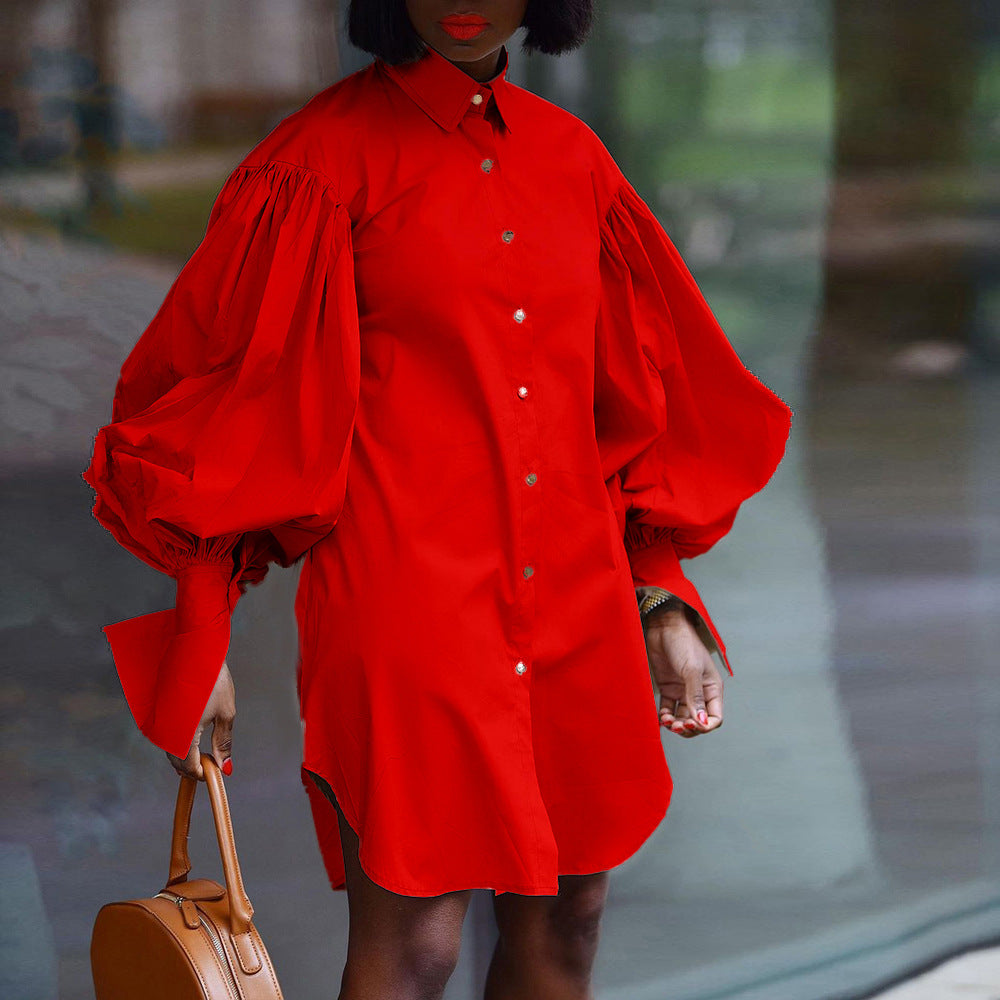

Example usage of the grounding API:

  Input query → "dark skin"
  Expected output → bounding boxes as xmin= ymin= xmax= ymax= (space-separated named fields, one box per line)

xmin=167 ymin=3 xmax=725 ymax=996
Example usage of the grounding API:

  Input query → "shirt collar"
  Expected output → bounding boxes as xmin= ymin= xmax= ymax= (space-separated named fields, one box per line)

xmin=380 ymin=43 xmax=517 ymax=135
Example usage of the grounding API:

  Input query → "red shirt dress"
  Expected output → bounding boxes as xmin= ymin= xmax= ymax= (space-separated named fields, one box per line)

xmin=82 ymin=41 xmax=792 ymax=897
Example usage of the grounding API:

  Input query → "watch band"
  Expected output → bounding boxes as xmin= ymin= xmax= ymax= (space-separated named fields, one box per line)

xmin=637 ymin=587 xmax=683 ymax=618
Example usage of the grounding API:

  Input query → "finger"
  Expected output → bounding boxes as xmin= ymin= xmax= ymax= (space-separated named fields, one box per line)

xmin=659 ymin=704 xmax=682 ymax=734
xmin=674 ymin=712 xmax=699 ymax=734
xmin=211 ymin=711 xmax=234 ymax=774
xmin=166 ymin=744 xmax=202 ymax=781
xmin=694 ymin=711 xmax=723 ymax=733
xmin=659 ymin=703 xmax=678 ymax=726
xmin=659 ymin=695 xmax=684 ymax=728
xmin=658 ymin=689 xmax=684 ymax=727
xmin=687 ymin=684 xmax=723 ymax=734
xmin=667 ymin=704 xmax=696 ymax=736
xmin=182 ymin=727 xmax=205 ymax=780
xmin=701 ymin=715 xmax=723 ymax=733
xmin=663 ymin=699 xmax=700 ymax=734
xmin=681 ymin=714 xmax=721 ymax=736
xmin=684 ymin=675 xmax=710 ymax=731
xmin=705 ymin=688 xmax=723 ymax=728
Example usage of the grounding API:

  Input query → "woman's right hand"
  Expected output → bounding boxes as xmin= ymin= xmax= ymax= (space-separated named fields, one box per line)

xmin=165 ymin=660 xmax=235 ymax=781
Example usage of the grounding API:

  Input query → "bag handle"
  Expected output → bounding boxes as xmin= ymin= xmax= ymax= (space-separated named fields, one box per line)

xmin=164 ymin=752 xmax=255 ymax=935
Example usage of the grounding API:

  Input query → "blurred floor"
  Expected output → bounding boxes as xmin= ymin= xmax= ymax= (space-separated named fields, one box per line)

xmin=867 ymin=944 xmax=1000 ymax=999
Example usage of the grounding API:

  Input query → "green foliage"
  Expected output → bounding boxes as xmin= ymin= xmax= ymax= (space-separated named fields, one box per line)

xmin=84 ymin=181 xmax=225 ymax=262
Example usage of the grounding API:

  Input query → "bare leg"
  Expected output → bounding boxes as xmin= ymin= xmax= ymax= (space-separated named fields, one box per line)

xmin=485 ymin=872 xmax=610 ymax=1000
xmin=304 ymin=768 xmax=473 ymax=1000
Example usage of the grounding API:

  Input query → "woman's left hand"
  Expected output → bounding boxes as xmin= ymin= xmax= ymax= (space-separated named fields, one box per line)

xmin=643 ymin=605 xmax=724 ymax=737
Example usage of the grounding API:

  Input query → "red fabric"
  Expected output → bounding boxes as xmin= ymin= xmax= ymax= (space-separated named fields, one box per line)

xmin=83 ymin=41 xmax=792 ymax=897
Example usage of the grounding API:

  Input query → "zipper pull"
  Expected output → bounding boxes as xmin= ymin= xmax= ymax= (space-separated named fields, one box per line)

xmin=180 ymin=898 xmax=201 ymax=929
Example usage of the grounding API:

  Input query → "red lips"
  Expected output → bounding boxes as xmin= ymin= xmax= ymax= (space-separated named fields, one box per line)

xmin=440 ymin=13 xmax=489 ymax=40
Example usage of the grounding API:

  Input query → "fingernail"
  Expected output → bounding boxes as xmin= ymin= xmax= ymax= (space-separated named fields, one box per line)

xmin=697 ymin=710 xmax=708 ymax=725
xmin=684 ymin=720 xmax=696 ymax=729
xmin=222 ymin=758 xmax=233 ymax=775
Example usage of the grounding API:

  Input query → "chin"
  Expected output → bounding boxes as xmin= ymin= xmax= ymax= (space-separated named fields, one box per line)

xmin=435 ymin=27 xmax=494 ymax=50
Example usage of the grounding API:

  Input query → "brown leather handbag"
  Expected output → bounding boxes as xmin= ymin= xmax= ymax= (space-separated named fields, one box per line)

xmin=90 ymin=753 xmax=284 ymax=999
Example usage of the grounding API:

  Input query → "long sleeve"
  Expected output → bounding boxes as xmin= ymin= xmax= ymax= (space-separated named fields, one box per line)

xmin=82 ymin=160 xmax=361 ymax=758
xmin=595 ymin=176 xmax=793 ymax=676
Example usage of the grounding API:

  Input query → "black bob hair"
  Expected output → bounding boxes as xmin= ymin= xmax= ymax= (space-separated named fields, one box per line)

xmin=348 ymin=0 xmax=594 ymax=65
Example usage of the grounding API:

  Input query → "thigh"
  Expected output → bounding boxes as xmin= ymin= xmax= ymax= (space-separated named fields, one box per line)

xmin=303 ymin=769 xmax=473 ymax=948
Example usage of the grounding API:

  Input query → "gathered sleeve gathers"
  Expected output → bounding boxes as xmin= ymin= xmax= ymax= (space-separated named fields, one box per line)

xmin=595 ymin=177 xmax=793 ymax=674
xmin=82 ymin=160 xmax=361 ymax=758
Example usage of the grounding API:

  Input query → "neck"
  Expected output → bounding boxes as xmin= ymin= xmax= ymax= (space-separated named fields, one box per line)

xmin=445 ymin=45 xmax=503 ymax=83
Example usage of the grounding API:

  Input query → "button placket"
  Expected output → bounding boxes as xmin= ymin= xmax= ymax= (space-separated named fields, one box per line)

xmin=471 ymin=106 xmax=540 ymax=749
xmin=501 ymin=223 xmax=537 ymax=655
xmin=508 ymin=275 xmax=539 ymax=685
xmin=462 ymin=90 xmax=557 ymax=880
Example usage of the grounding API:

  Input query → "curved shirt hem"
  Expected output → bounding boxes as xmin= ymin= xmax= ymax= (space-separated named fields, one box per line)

xmin=301 ymin=761 xmax=671 ymax=899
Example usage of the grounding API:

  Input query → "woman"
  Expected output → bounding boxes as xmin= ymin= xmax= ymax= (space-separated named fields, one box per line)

xmin=83 ymin=1 xmax=792 ymax=996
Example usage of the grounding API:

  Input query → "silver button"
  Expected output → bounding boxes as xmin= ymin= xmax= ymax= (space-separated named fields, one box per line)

xmin=517 ymin=385 xmax=528 ymax=398
xmin=481 ymin=158 xmax=493 ymax=172
xmin=525 ymin=472 xmax=537 ymax=485
xmin=513 ymin=308 xmax=525 ymax=322
xmin=501 ymin=230 xmax=515 ymax=243
xmin=515 ymin=660 xmax=527 ymax=675
xmin=471 ymin=93 xmax=484 ymax=105
xmin=523 ymin=565 xmax=534 ymax=579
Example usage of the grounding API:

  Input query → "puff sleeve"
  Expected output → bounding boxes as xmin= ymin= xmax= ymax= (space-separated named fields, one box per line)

xmin=82 ymin=160 xmax=361 ymax=757
xmin=595 ymin=176 xmax=793 ymax=675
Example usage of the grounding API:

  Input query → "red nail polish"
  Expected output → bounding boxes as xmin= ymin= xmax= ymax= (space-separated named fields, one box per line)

xmin=697 ymin=711 xmax=708 ymax=725
xmin=222 ymin=758 xmax=233 ymax=775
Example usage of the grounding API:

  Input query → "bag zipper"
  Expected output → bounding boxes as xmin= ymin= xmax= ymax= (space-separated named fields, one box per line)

xmin=155 ymin=890 xmax=242 ymax=999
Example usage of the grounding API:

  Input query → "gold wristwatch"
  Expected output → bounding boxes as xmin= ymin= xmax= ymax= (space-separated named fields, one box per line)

xmin=637 ymin=587 xmax=684 ymax=618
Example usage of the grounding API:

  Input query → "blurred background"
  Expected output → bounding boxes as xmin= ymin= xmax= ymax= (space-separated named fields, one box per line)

xmin=2 ymin=1 xmax=999 ymax=998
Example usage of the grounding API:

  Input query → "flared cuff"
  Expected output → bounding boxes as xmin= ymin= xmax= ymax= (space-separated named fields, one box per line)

xmin=635 ymin=584 xmax=723 ymax=661
xmin=102 ymin=562 xmax=241 ymax=758
xmin=625 ymin=529 xmax=733 ymax=676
